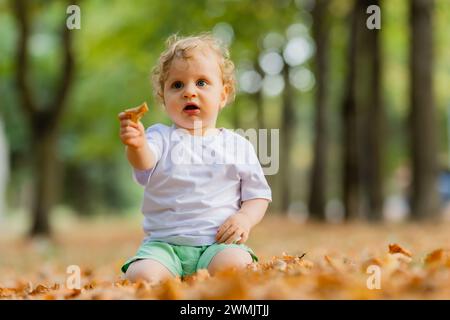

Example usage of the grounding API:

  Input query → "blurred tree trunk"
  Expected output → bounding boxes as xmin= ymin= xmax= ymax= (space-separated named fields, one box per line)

xmin=30 ymin=124 xmax=58 ymax=236
xmin=357 ymin=0 xmax=384 ymax=221
xmin=64 ymin=164 xmax=94 ymax=215
xmin=12 ymin=0 xmax=75 ymax=237
xmin=342 ymin=1 xmax=362 ymax=221
xmin=280 ymin=64 xmax=296 ymax=214
xmin=409 ymin=0 xmax=439 ymax=220
xmin=342 ymin=0 xmax=384 ymax=221
xmin=308 ymin=0 xmax=330 ymax=221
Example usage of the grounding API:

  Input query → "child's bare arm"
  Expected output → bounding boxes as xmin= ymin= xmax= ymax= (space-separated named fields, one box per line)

xmin=238 ymin=198 xmax=269 ymax=227
xmin=126 ymin=144 xmax=156 ymax=171
xmin=216 ymin=198 xmax=269 ymax=244
xmin=118 ymin=112 xmax=156 ymax=170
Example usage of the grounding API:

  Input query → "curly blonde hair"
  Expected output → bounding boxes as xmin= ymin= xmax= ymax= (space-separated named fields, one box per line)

xmin=151 ymin=33 xmax=236 ymax=105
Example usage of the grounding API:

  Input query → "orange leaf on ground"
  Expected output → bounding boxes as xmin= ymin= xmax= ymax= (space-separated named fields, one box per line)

xmin=388 ymin=243 xmax=412 ymax=257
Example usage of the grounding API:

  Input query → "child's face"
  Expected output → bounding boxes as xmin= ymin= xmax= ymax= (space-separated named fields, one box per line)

xmin=162 ymin=47 xmax=229 ymax=134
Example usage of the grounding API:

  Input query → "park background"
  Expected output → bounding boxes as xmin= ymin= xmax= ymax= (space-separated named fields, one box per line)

xmin=1 ymin=0 xmax=450 ymax=299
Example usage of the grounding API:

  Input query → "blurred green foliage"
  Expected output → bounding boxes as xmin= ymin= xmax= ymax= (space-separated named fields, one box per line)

xmin=0 ymin=0 xmax=449 ymax=215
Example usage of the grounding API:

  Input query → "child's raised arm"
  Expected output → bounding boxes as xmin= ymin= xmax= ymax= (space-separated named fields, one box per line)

xmin=126 ymin=142 xmax=156 ymax=171
xmin=118 ymin=111 xmax=156 ymax=171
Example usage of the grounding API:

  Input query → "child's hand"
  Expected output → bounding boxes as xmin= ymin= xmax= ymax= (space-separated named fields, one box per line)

xmin=216 ymin=212 xmax=252 ymax=244
xmin=118 ymin=112 xmax=146 ymax=149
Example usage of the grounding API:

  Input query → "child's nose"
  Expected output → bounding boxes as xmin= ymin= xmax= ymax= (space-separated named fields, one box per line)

xmin=183 ymin=84 xmax=197 ymax=99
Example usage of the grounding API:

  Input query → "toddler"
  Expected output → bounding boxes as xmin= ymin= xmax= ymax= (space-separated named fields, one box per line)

xmin=118 ymin=33 xmax=272 ymax=284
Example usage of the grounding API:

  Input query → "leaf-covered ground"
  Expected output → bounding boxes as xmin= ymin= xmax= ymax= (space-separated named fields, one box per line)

xmin=1 ymin=214 xmax=450 ymax=299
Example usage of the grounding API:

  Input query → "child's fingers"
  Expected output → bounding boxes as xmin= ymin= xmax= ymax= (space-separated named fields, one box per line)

xmin=236 ymin=233 xmax=248 ymax=244
xmin=216 ymin=229 xmax=227 ymax=243
xmin=224 ymin=229 xmax=240 ymax=244
xmin=121 ymin=129 xmax=142 ymax=139
xmin=137 ymin=121 xmax=145 ymax=132
xmin=120 ymin=126 xmax=140 ymax=135
xmin=120 ymin=119 xmax=139 ymax=129
xmin=121 ymin=125 xmax=142 ymax=137
xmin=118 ymin=113 xmax=145 ymax=128
xmin=118 ymin=112 xmax=131 ymax=120
xmin=120 ymin=132 xmax=141 ymax=141
xmin=216 ymin=223 xmax=230 ymax=241
xmin=217 ymin=225 xmax=237 ymax=243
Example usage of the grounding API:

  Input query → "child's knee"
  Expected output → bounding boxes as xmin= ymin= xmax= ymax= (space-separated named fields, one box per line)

xmin=208 ymin=248 xmax=253 ymax=275
xmin=125 ymin=259 xmax=173 ymax=284
xmin=126 ymin=267 xmax=153 ymax=283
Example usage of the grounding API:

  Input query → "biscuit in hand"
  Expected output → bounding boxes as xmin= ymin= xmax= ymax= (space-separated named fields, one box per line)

xmin=124 ymin=102 xmax=149 ymax=123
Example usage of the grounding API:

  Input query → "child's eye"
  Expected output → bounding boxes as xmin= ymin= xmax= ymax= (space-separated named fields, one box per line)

xmin=197 ymin=80 xmax=207 ymax=87
xmin=172 ymin=81 xmax=183 ymax=89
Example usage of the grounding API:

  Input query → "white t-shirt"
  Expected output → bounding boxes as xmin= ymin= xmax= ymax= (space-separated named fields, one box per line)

xmin=133 ymin=124 xmax=272 ymax=246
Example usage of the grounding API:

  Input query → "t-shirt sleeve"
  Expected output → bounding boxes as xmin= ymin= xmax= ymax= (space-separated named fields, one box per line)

xmin=239 ymin=140 xmax=272 ymax=203
xmin=132 ymin=124 xmax=165 ymax=186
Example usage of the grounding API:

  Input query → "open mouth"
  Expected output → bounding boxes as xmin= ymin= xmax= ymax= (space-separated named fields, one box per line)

xmin=183 ymin=104 xmax=200 ymax=111
xmin=183 ymin=104 xmax=200 ymax=115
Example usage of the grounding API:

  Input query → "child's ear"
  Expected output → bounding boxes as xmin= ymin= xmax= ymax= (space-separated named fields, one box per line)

xmin=219 ymin=85 xmax=230 ymax=110
xmin=158 ymin=91 xmax=166 ymax=108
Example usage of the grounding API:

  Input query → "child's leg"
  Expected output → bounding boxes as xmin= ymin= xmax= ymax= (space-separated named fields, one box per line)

xmin=125 ymin=259 xmax=174 ymax=284
xmin=207 ymin=248 xmax=253 ymax=275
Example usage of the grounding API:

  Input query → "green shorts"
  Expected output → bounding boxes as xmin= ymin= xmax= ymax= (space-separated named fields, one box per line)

xmin=121 ymin=241 xmax=258 ymax=277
